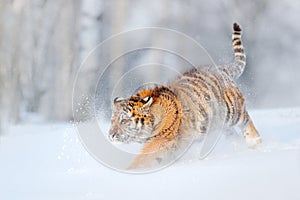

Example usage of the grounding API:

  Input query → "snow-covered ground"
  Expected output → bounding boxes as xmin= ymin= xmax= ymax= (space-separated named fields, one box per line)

xmin=0 ymin=108 xmax=299 ymax=200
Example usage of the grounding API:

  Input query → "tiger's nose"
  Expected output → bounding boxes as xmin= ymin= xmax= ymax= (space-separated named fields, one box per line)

xmin=109 ymin=127 xmax=120 ymax=142
xmin=109 ymin=132 xmax=115 ymax=142
xmin=109 ymin=132 xmax=122 ymax=143
xmin=109 ymin=130 xmax=116 ymax=142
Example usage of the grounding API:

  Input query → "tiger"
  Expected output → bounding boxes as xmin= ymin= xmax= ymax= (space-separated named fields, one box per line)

xmin=109 ymin=23 xmax=262 ymax=169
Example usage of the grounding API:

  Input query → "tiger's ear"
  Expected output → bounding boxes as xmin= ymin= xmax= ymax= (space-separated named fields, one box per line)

xmin=113 ymin=97 xmax=123 ymax=104
xmin=142 ymin=96 xmax=153 ymax=108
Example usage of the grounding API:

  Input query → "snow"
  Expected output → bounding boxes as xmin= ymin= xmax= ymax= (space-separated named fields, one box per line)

xmin=0 ymin=108 xmax=300 ymax=200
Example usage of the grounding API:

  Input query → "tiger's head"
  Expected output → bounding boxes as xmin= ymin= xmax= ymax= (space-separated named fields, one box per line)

xmin=109 ymin=93 xmax=156 ymax=144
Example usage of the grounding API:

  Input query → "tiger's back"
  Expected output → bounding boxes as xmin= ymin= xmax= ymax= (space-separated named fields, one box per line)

xmin=171 ymin=66 xmax=246 ymax=137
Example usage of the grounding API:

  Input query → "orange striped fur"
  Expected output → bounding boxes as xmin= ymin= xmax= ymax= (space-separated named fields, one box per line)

xmin=109 ymin=23 xmax=261 ymax=169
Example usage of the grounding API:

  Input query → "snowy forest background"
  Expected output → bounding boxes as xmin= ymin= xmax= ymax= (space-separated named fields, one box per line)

xmin=0 ymin=0 xmax=300 ymax=133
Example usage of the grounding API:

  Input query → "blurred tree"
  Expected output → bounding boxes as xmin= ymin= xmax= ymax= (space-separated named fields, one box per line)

xmin=108 ymin=0 xmax=127 ymax=93
xmin=0 ymin=0 xmax=299 ymax=127
xmin=0 ymin=1 xmax=24 ymax=124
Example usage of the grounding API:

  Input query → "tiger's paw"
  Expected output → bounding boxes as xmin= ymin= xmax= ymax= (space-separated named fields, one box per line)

xmin=245 ymin=136 xmax=262 ymax=148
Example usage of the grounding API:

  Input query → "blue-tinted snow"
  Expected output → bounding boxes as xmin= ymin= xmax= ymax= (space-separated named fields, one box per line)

xmin=0 ymin=108 xmax=299 ymax=200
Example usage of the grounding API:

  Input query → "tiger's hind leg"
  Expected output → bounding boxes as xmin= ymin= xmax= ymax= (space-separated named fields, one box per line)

xmin=239 ymin=111 xmax=262 ymax=147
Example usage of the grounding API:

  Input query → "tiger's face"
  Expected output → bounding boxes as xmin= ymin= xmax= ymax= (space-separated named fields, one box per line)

xmin=109 ymin=95 xmax=155 ymax=144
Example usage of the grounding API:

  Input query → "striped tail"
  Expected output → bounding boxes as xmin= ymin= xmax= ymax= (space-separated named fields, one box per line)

xmin=219 ymin=22 xmax=246 ymax=79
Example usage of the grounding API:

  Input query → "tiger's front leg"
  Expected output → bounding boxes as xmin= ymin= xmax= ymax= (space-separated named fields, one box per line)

xmin=127 ymin=137 xmax=179 ymax=170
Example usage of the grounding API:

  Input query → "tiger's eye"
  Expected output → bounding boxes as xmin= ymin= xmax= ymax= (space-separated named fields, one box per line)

xmin=141 ymin=118 xmax=145 ymax=125
xmin=120 ymin=119 xmax=127 ymax=124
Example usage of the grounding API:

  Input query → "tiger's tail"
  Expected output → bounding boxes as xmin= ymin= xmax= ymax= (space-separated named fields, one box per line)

xmin=219 ymin=22 xmax=246 ymax=79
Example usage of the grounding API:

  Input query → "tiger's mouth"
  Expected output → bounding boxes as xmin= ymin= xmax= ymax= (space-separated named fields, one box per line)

xmin=109 ymin=126 xmax=130 ymax=144
xmin=109 ymin=127 xmax=152 ymax=144
xmin=109 ymin=133 xmax=130 ymax=144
